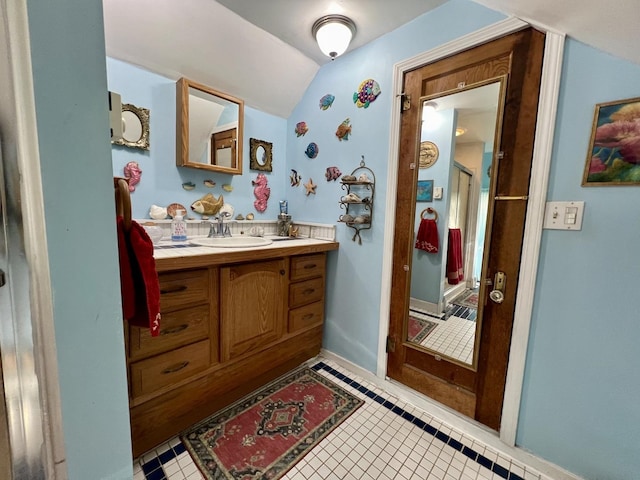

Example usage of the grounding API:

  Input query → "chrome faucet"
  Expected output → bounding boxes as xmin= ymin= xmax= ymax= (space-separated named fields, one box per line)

xmin=208 ymin=212 xmax=233 ymax=237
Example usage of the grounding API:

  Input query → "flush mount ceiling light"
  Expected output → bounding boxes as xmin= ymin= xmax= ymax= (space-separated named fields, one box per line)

xmin=422 ymin=101 xmax=438 ymax=114
xmin=312 ymin=15 xmax=356 ymax=60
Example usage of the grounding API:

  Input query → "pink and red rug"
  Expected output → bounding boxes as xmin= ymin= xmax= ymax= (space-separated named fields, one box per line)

xmin=408 ymin=316 xmax=438 ymax=344
xmin=181 ymin=367 xmax=363 ymax=479
xmin=452 ymin=289 xmax=479 ymax=309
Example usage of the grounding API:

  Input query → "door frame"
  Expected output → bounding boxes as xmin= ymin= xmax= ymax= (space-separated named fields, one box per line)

xmin=378 ymin=17 xmax=565 ymax=445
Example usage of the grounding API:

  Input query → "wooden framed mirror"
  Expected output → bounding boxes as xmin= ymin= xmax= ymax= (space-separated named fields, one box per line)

xmin=176 ymin=77 xmax=244 ymax=175
xmin=407 ymin=78 xmax=504 ymax=371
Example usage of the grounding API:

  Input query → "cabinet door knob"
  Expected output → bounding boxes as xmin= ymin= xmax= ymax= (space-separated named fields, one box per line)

xmin=280 ymin=269 xmax=286 ymax=275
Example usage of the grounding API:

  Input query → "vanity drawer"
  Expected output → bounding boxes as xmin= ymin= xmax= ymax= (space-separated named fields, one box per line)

xmin=289 ymin=301 xmax=324 ymax=333
xmin=159 ymin=269 xmax=210 ymax=311
xmin=129 ymin=304 xmax=210 ymax=360
xmin=290 ymin=254 xmax=325 ymax=282
xmin=130 ymin=340 xmax=210 ymax=399
xmin=289 ymin=277 xmax=324 ymax=309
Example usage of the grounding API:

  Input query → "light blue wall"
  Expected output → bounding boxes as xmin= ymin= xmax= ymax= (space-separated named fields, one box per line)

xmin=107 ymin=58 xmax=288 ymax=220
xmin=287 ymin=0 xmax=505 ymax=374
xmin=289 ymin=2 xmax=640 ymax=478
xmin=26 ymin=1 xmax=133 ymax=479
xmin=28 ymin=0 xmax=640 ymax=478
xmin=411 ymin=109 xmax=456 ymax=305
xmin=517 ymin=38 xmax=640 ymax=479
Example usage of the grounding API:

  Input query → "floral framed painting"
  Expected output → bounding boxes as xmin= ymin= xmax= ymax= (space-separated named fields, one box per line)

xmin=582 ymin=96 xmax=640 ymax=186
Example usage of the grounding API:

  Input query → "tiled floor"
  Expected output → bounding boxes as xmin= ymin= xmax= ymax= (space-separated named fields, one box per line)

xmin=408 ymin=308 xmax=476 ymax=365
xmin=421 ymin=316 xmax=476 ymax=365
xmin=134 ymin=358 xmax=550 ymax=480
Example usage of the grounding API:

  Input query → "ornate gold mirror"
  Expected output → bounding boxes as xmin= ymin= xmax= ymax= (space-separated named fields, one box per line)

xmin=407 ymin=78 xmax=505 ymax=370
xmin=249 ymin=138 xmax=273 ymax=172
xmin=176 ymin=77 xmax=244 ymax=175
xmin=112 ymin=103 xmax=150 ymax=151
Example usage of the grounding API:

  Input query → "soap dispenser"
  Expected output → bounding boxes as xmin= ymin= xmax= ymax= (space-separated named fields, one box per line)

xmin=171 ymin=210 xmax=187 ymax=241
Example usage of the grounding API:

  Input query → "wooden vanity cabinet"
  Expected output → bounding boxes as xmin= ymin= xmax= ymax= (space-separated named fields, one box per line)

xmin=221 ymin=258 xmax=287 ymax=361
xmin=126 ymin=249 xmax=335 ymax=458
xmin=128 ymin=267 xmax=217 ymax=401
xmin=288 ymin=253 xmax=326 ymax=333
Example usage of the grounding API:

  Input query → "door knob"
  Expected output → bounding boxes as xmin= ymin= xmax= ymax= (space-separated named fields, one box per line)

xmin=489 ymin=271 xmax=506 ymax=304
xmin=489 ymin=289 xmax=504 ymax=304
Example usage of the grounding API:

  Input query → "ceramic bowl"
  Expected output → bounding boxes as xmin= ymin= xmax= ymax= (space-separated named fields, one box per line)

xmin=143 ymin=225 xmax=164 ymax=244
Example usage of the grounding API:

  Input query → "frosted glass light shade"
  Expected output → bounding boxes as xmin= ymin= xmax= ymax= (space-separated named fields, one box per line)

xmin=312 ymin=15 xmax=356 ymax=59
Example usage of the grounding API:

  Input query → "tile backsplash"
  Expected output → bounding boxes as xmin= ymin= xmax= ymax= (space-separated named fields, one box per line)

xmin=138 ymin=219 xmax=336 ymax=242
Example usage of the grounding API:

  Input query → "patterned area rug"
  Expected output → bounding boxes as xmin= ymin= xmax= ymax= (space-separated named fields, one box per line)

xmin=181 ymin=367 xmax=363 ymax=480
xmin=408 ymin=316 xmax=438 ymax=343
xmin=452 ymin=289 xmax=479 ymax=309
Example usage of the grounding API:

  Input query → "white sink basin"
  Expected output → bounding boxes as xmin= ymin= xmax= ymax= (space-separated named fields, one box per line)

xmin=189 ymin=236 xmax=273 ymax=248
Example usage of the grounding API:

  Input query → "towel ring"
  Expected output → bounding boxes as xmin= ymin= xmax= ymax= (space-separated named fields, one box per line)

xmin=420 ymin=207 xmax=438 ymax=222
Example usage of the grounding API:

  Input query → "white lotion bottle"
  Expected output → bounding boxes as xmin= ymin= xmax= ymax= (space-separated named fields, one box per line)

xmin=171 ymin=210 xmax=187 ymax=241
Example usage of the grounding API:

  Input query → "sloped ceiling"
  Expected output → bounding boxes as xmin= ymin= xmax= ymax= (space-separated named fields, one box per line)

xmin=103 ymin=0 xmax=640 ymax=119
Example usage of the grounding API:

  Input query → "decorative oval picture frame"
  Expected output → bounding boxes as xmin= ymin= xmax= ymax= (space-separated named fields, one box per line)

xmin=419 ymin=141 xmax=439 ymax=168
xmin=249 ymin=138 xmax=273 ymax=172
xmin=112 ymin=103 xmax=150 ymax=151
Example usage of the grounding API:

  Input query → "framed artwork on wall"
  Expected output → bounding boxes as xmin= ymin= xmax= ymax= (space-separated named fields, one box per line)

xmin=416 ymin=180 xmax=434 ymax=202
xmin=582 ymin=96 xmax=640 ymax=186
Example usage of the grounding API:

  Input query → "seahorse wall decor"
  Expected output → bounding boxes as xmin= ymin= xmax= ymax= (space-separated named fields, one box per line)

xmin=252 ymin=173 xmax=270 ymax=213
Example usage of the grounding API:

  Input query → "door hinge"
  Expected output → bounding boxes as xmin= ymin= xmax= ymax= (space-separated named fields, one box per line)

xmin=386 ymin=335 xmax=396 ymax=353
xmin=401 ymin=93 xmax=411 ymax=112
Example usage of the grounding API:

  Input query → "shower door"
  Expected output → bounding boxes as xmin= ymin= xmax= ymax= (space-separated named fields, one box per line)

xmin=0 ymin=1 xmax=64 ymax=476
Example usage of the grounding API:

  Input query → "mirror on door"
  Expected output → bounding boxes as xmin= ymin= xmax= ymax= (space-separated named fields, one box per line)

xmin=406 ymin=79 xmax=504 ymax=369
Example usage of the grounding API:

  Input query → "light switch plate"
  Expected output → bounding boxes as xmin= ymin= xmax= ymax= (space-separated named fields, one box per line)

xmin=543 ymin=201 xmax=585 ymax=230
xmin=433 ymin=187 xmax=443 ymax=200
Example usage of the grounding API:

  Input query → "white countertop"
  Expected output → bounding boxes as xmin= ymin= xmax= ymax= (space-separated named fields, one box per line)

xmin=153 ymin=235 xmax=336 ymax=260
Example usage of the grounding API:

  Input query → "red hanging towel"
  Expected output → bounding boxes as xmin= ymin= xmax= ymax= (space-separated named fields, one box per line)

xmin=117 ymin=216 xmax=136 ymax=320
xmin=446 ymin=228 xmax=464 ymax=285
xmin=415 ymin=218 xmax=439 ymax=253
xmin=117 ymin=216 xmax=161 ymax=337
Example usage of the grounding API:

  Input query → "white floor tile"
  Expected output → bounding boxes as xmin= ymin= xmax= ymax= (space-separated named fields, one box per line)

xmin=136 ymin=358 xmax=544 ymax=480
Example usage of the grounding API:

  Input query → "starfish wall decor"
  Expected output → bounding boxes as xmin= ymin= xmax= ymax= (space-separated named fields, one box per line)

xmin=304 ymin=178 xmax=317 ymax=196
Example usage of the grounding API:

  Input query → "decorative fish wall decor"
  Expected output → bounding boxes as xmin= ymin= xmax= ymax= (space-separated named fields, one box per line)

xmin=305 ymin=142 xmax=319 ymax=159
xmin=190 ymin=193 xmax=224 ymax=216
xmin=325 ymin=166 xmax=342 ymax=182
xmin=353 ymin=79 xmax=381 ymax=108
xmin=335 ymin=118 xmax=351 ymax=141
xmin=295 ymin=121 xmax=309 ymax=137
xmin=319 ymin=94 xmax=335 ymax=110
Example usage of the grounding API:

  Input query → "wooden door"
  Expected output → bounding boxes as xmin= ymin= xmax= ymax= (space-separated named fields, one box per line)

xmin=387 ymin=28 xmax=545 ymax=430
xmin=220 ymin=259 xmax=287 ymax=361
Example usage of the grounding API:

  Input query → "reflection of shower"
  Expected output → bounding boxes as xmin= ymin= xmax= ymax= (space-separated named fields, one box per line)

xmin=447 ymin=163 xmax=474 ymax=286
